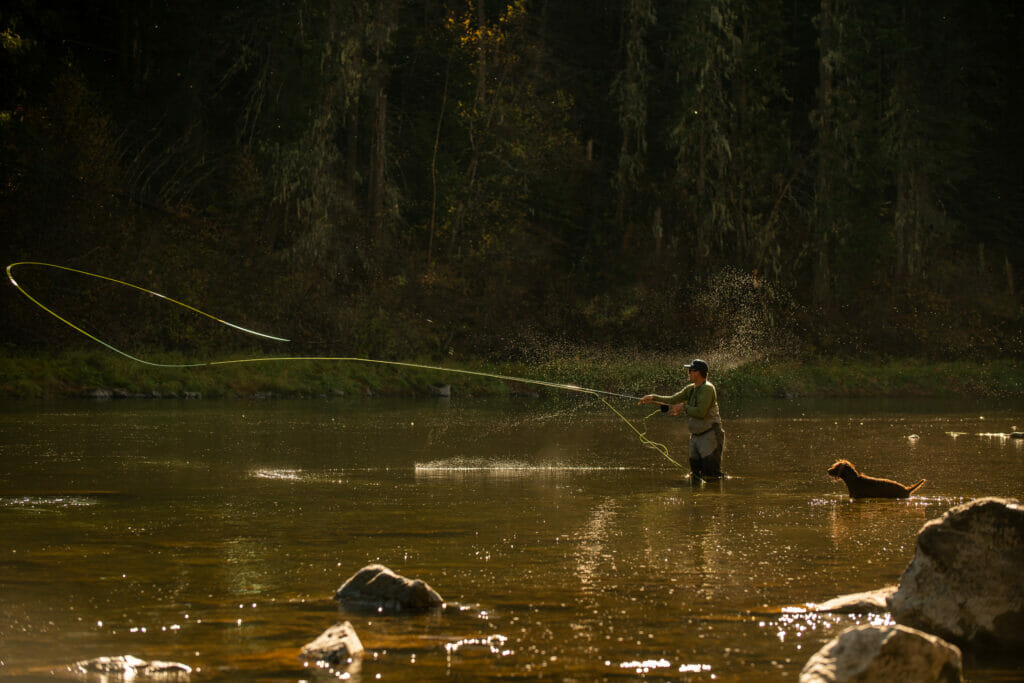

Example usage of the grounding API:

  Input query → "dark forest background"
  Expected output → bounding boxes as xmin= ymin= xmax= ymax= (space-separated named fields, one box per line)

xmin=2 ymin=0 xmax=1022 ymax=362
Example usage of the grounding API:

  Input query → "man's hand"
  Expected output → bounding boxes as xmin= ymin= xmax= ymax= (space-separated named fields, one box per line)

xmin=667 ymin=403 xmax=686 ymax=417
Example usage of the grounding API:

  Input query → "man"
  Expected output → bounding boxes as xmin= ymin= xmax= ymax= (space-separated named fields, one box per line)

xmin=638 ymin=359 xmax=724 ymax=480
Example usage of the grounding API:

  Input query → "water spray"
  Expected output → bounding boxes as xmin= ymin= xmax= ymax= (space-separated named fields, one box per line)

xmin=6 ymin=261 xmax=685 ymax=469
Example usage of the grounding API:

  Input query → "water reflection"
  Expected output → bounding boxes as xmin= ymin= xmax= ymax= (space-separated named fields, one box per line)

xmin=0 ymin=494 xmax=100 ymax=509
xmin=251 ymin=468 xmax=302 ymax=481
xmin=826 ymin=497 xmax=932 ymax=553
xmin=414 ymin=459 xmax=634 ymax=475
xmin=573 ymin=499 xmax=616 ymax=599
xmin=0 ymin=397 xmax=1022 ymax=680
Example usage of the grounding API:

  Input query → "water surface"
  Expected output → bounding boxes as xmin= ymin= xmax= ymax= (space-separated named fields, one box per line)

xmin=1 ymin=396 xmax=1022 ymax=681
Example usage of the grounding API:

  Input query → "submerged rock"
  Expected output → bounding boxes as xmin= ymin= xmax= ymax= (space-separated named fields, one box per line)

xmin=807 ymin=586 xmax=897 ymax=613
xmin=888 ymin=497 xmax=1024 ymax=652
xmin=73 ymin=654 xmax=191 ymax=677
xmin=799 ymin=624 xmax=962 ymax=683
xmin=334 ymin=564 xmax=444 ymax=613
xmin=301 ymin=621 xmax=364 ymax=664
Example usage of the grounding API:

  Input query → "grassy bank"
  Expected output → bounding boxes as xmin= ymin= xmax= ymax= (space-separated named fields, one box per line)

xmin=1 ymin=350 xmax=1022 ymax=401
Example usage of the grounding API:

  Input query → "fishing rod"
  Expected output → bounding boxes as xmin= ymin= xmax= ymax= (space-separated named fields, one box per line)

xmin=6 ymin=261 xmax=685 ymax=469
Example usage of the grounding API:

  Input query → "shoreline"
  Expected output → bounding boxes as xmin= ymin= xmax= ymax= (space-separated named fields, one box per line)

xmin=1 ymin=351 xmax=1021 ymax=401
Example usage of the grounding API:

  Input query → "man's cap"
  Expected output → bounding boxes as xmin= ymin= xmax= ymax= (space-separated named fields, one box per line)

xmin=685 ymin=359 xmax=709 ymax=374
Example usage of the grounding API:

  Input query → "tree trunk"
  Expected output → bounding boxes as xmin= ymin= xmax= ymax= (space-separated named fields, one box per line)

xmin=367 ymin=0 xmax=392 ymax=255
xmin=427 ymin=60 xmax=450 ymax=269
xmin=369 ymin=87 xmax=387 ymax=238
xmin=812 ymin=0 xmax=837 ymax=308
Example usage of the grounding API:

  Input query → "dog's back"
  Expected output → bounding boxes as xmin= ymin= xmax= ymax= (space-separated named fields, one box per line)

xmin=828 ymin=460 xmax=926 ymax=499
xmin=859 ymin=474 xmax=925 ymax=498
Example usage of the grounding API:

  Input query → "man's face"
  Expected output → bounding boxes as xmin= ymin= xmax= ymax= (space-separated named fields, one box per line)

xmin=688 ymin=368 xmax=700 ymax=382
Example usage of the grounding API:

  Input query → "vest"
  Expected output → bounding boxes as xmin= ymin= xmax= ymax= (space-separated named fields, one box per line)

xmin=686 ymin=382 xmax=721 ymax=435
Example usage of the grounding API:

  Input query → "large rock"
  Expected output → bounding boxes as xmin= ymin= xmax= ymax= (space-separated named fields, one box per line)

xmin=888 ymin=497 xmax=1024 ymax=651
xmin=799 ymin=624 xmax=963 ymax=683
xmin=301 ymin=621 xmax=364 ymax=664
xmin=334 ymin=564 xmax=444 ymax=612
xmin=73 ymin=654 xmax=191 ymax=677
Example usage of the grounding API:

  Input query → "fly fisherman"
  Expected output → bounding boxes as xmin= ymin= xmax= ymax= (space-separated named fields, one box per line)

xmin=638 ymin=359 xmax=724 ymax=480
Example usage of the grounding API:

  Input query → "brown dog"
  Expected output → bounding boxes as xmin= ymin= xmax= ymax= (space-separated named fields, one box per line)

xmin=827 ymin=459 xmax=926 ymax=499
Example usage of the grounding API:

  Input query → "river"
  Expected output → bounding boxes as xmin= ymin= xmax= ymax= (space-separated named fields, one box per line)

xmin=1 ymin=396 xmax=1022 ymax=681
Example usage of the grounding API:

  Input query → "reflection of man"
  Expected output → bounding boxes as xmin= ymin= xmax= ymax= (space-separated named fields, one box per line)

xmin=638 ymin=359 xmax=724 ymax=480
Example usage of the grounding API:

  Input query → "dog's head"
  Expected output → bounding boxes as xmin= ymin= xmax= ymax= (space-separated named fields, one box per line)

xmin=827 ymin=459 xmax=857 ymax=480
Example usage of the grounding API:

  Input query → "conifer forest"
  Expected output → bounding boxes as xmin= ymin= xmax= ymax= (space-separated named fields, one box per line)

xmin=3 ymin=1 xmax=1022 ymax=361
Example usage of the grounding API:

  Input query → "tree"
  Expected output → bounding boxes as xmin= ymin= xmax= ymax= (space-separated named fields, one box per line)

xmin=885 ymin=0 xmax=967 ymax=284
xmin=611 ymin=0 xmax=655 ymax=251
xmin=809 ymin=0 xmax=892 ymax=310
xmin=665 ymin=0 xmax=795 ymax=277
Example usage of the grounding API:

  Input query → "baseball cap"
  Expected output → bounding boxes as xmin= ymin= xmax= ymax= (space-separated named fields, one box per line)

xmin=685 ymin=359 xmax=709 ymax=374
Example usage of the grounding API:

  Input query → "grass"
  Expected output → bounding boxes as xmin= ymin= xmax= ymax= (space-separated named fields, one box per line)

xmin=1 ymin=349 xmax=1021 ymax=401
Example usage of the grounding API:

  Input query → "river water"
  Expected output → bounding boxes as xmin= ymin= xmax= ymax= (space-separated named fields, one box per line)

xmin=1 ymin=396 xmax=1022 ymax=681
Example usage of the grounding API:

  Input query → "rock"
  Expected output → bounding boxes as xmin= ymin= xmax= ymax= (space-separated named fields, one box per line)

xmin=1010 ymin=432 xmax=1023 ymax=439
xmin=334 ymin=564 xmax=444 ymax=613
xmin=86 ymin=388 xmax=112 ymax=400
xmin=429 ymin=384 xmax=451 ymax=397
xmin=799 ymin=624 xmax=963 ymax=683
xmin=73 ymin=654 xmax=192 ymax=677
xmin=807 ymin=586 xmax=897 ymax=613
xmin=300 ymin=621 xmax=364 ymax=664
xmin=888 ymin=497 xmax=1024 ymax=652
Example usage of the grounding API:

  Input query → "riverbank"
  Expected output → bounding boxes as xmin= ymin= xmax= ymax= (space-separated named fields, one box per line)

xmin=1 ymin=350 xmax=1021 ymax=400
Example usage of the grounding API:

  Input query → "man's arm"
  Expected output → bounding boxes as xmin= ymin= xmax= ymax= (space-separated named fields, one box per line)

xmin=643 ymin=385 xmax=691 ymax=405
xmin=640 ymin=386 xmax=694 ymax=417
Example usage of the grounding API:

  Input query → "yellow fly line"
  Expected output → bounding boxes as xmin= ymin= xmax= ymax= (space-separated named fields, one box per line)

xmin=6 ymin=261 xmax=684 ymax=469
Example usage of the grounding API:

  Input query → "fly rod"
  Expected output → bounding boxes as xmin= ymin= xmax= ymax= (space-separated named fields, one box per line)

xmin=7 ymin=261 xmax=685 ymax=468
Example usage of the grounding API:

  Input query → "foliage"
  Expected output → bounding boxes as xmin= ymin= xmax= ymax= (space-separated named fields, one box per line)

xmin=2 ymin=350 xmax=1020 ymax=400
xmin=1 ymin=0 xmax=1021 ymax=362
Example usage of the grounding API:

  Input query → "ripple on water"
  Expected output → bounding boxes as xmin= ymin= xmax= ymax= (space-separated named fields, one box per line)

xmin=415 ymin=458 xmax=634 ymax=475
xmin=808 ymin=494 xmax=966 ymax=508
xmin=608 ymin=659 xmax=711 ymax=675
xmin=248 ymin=468 xmax=372 ymax=485
xmin=445 ymin=634 xmax=511 ymax=657
xmin=755 ymin=608 xmax=894 ymax=645
xmin=250 ymin=468 xmax=303 ymax=481
xmin=0 ymin=495 xmax=99 ymax=509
